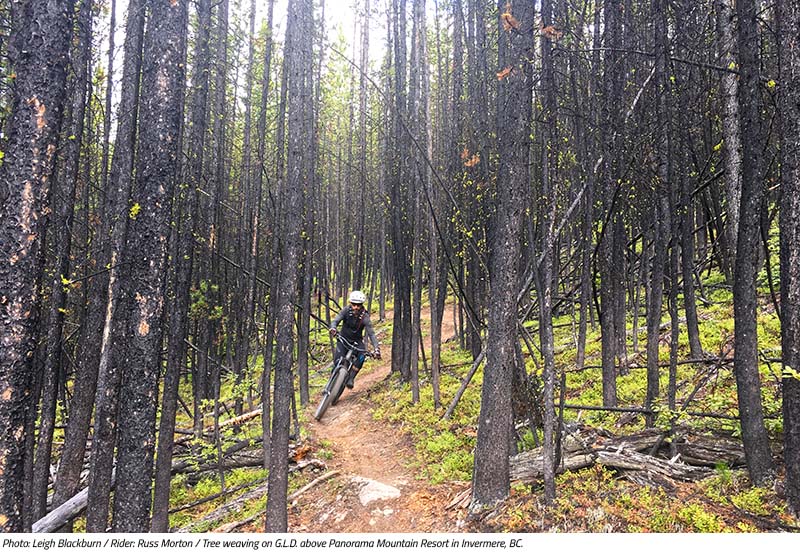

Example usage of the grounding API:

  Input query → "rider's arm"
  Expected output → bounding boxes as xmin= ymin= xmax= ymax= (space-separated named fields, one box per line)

xmin=362 ymin=312 xmax=380 ymax=352
xmin=329 ymin=307 xmax=347 ymax=333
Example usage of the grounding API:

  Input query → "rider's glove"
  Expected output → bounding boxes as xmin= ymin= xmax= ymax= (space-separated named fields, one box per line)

xmin=329 ymin=327 xmax=338 ymax=336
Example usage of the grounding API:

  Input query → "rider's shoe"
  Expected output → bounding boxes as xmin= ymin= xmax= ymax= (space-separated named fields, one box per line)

xmin=346 ymin=371 xmax=356 ymax=389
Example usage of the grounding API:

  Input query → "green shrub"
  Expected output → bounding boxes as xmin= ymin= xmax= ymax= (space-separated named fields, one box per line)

xmin=731 ymin=487 xmax=770 ymax=516
xmin=677 ymin=503 xmax=724 ymax=532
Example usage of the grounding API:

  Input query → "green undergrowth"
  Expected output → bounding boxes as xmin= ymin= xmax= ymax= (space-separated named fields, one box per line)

xmin=558 ymin=269 xmax=783 ymax=435
xmin=164 ymin=358 xmax=322 ymax=531
xmin=168 ymin=467 xmax=269 ymax=530
xmin=487 ymin=464 xmax=792 ymax=532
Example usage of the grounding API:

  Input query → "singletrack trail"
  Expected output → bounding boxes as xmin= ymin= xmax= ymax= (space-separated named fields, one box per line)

xmin=287 ymin=304 xmax=467 ymax=533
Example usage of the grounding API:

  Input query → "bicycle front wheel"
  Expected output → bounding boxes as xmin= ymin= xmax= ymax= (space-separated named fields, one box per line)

xmin=314 ymin=366 xmax=348 ymax=420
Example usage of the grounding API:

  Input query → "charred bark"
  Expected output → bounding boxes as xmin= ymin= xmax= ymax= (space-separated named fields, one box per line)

xmin=111 ymin=0 xmax=187 ymax=531
xmin=0 ymin=0 xmax=73 ymax=532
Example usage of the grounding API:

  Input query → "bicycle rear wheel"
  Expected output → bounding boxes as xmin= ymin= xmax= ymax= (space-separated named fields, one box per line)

xmin=314 ymin=365 xmax=348 ymax=420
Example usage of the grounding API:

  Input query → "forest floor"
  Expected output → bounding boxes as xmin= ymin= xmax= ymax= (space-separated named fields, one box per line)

xmin=237 ymin=305 xmax=470 ymax=533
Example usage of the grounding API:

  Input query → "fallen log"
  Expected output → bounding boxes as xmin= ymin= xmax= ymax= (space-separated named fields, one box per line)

xmin=171 ymin=436 xmax=264 ymax=474
xmin=179 ymin=447 xmax=295 ymax=480
xmin=218 ymin=408 xmax=263 ymax=430
xmin=622 ymin=469 xmax=678 ymax=492
xmin=176 ymin=483 xmax=267 ymax=533
xmin=32 ymin=471 xmax=116 ymax=533
xmin=169 ymin=477 xmax=269 ymax=514
xmin=510 ymin=451 xmax=597 ymax=483
xmin=598 ymin=428 xmax=664 ymax=453
xmin=33 ymin=487 xmax=89 ymax=533
xmin=596 ymin=449 xmax=713 ymax=482
xmin=674 ymin=434 xmax=746 ymax=467
xmin=175 ymin=407 xmax=263 ymax=438
xmin=508 ymin=427 xmax=737 ymax=487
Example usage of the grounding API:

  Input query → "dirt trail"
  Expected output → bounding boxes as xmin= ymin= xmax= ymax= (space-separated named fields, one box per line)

xmin=286 ymin=305 xmax=467 ymax=533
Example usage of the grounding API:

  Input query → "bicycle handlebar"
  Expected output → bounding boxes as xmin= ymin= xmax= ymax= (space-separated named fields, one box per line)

xmin=334 ymin=333 xmax=376 ymax=357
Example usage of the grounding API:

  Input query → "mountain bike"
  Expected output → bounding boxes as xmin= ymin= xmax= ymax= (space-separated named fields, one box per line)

xmin=314 ymin=334 xmax=373 ymax=421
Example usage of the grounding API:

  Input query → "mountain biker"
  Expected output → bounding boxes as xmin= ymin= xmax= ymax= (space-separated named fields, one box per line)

xmin=328 ymin=290 xmax=381 ymax=389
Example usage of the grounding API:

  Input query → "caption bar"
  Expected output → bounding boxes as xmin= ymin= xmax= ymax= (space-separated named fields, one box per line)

xmin=1 ymin=535 xmax=528 ymax=553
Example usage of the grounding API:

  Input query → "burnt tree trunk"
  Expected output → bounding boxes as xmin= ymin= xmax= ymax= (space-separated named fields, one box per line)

xmin=471 ymin=0 xmax=533 ymax=511
xmin=265 ymin=0 xmax=312 ymax=532
xmin=538 ymin=0 xmax=557 ymax=506
xmin=646 ymin=0 xmax=670 ymax=426
xmin=31 ymin=0 xmax=93 ymax=522
xmin=84 ymin=0 xmax=147 ymax=531
xmin=150 ymin=0 xmax=212 ymax=532
xmin=778 ymin=0 xmax=800 ymax=516
xmin=716 ymin=0 xmax=742 ymax=280
xmin=0 ymin=0 xmax=73 ymax=532
xmin=599 ymin=0 xmax=623 ymax=407
xmin=111 ymin=0 xmax=187 ymax=531
xmin=389 ymin=0 xmax=413 ymax=382
xmin=733 ymin=0 xmax=775 ymax=485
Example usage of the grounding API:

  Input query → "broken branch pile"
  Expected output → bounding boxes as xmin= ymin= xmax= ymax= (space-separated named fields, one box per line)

xmin=510 ymin=426 xmax=746 ymax=486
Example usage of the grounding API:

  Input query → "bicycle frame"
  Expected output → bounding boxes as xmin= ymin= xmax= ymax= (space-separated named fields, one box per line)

xmin=313 ymin=335 xmax=370 ymax=421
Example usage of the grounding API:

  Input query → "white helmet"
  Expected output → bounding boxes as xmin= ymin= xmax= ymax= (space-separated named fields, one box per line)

xmin=348 ymin=290 xmax=367 ymax=304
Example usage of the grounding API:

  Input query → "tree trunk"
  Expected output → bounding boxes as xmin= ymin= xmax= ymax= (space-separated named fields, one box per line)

xmin=646 ymin=0 xmax=670 ymax=426
xmin=31 ymin=0 xmax=93 ymax=522
xmin=732 ymin=0 xmax=775 ymax=485
xmin=0 ymin=0 xmax=73 ymax=532
xmin=83 ymin=0 xmax=147 ymax=531
xmin=389 ymin=0 xmax=413 ymax=382
xmin=471 ymin=0 xmax=533 ymax=511
xmin=599 ymin=0 xmax=624 ymax=408
xmin=150 ymin=0 xmax=212 ymax=532
xmin=538 ymin=0 xmax=558 ymax=505
xmin=778 ymin=0 xmax=800 ymax=516
xmin=265 ymin=0 xmax=312 ymax=532
xmin=111 ymin=0 xmax=187 ymax=531
xmin=716 ymin=0 xmax=742 ymax=280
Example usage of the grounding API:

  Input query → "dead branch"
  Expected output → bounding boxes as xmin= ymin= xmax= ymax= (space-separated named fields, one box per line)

xmin=443 ymin=348 xmax=486 ymax=420
xmin=169 ymin=477 xmax=268 ymax=514
xmin=288 ymin=470 xmax=341 ymax=504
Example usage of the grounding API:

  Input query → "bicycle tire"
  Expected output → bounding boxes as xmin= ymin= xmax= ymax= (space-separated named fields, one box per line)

xmin=331 ymin=363 xmax=353 ymax=405
xmin=314 ymin=366 xmax=348 ymax=420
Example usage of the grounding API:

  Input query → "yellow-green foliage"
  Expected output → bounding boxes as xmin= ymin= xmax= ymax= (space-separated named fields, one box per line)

xmin=552 ymin=265 xmax=784 ymax=435
xmin=495 ymin=463 xmax=760 ymax=532
xmin=730 ymin=486 xmax=774 ymax=516
xmin=677 ymin=504 xmax=724 ymax=532
xmin=168 ymin=467 xmax=271 ymax=531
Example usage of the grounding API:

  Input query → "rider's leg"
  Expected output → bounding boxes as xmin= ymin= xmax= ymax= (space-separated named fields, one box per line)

xmin=346 ymin=344 xmax=367 ymax=389
xmin=332 ymin=341 xmax=346 ymax=374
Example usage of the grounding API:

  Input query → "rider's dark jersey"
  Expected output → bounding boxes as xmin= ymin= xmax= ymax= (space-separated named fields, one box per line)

xmin=330 ymin=306 xmax=379 ymax=350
